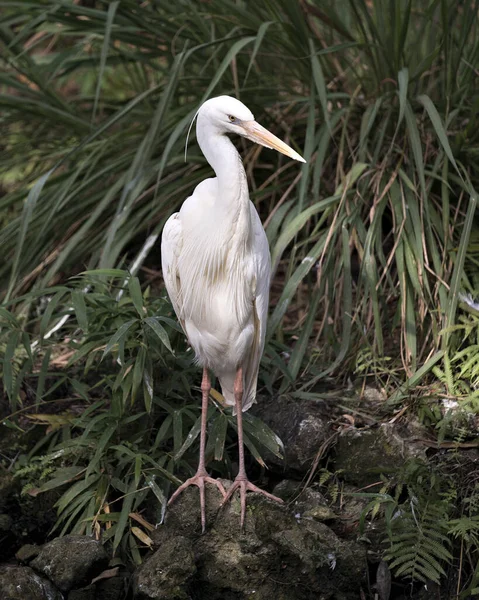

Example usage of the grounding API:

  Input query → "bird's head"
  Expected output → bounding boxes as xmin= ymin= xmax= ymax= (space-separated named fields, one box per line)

xmin=197 ymin=95 xmax=305 ymax=163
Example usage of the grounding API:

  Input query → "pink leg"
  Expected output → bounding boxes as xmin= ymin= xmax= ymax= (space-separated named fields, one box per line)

xmin=222 ymin=367 xmax=283 ymax=528
xmin=168 ymin=367 xmax=226 ymax=532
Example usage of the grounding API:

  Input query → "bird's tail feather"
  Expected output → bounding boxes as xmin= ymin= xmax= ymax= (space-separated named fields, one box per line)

xmin=217 ymin=370 xmax=257 ymax=415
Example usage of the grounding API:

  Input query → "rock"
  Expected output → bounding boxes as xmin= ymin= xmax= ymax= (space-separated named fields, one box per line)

xmin=144 ymin=483 xmax=366 ymax=600
xmin=31 ymin=535 xmax=109 ymax=593
xmin=0 ymin=513 xmax=12 ymax=531
xmin=95 ymin=576 xmax=127 ymax=600
xmin=0 ymin=472 xmax=58 ymax=562
xmin=333 ymin=424 xmax=426 ymax=488
xmin=16 ymin=543 xmax=40 ymax=563
xmin=0 ymin=564 xmax=63 ymax=600
xmin=162 ymin=479 xmax=229 ymax=537
xmin=0 ymin=469 xmax=17 ymax=510
xmin=273 ymin=479 xmax=336 ymax=521
xmin=133 ymin=536 xmax=196 ymax=600
xmin=68 ymin=585 xmax=96 ymax=600
xmin=416 ymin=580 xmax=441 ymax=599
xmin=65 ymin=575 xmax=127 ymax=600
xmin=251 ymin=395 xmax=331 ymax=473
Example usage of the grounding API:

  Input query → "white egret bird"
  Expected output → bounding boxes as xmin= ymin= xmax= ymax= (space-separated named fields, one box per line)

xmin=162 ymin=95 xmax=305 ymax=529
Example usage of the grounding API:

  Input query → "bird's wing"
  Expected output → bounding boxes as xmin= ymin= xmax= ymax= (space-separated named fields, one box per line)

xmin=242 ymin=202 xmax=271 ymax=411
xmin=161 ymin=212 xmax=185 ymax=331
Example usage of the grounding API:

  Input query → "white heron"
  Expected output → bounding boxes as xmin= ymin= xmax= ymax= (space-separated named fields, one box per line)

xmin=161 ymin=95 xmax=305 ymax=529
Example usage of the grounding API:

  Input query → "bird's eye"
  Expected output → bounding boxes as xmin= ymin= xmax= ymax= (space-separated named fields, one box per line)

xmin=228 ymin=115 xmax=236 ymax=122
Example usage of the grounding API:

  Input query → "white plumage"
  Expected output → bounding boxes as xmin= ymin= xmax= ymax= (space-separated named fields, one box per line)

xmin=162 ymin=174 xmax=270 ymax=411
xmin=162 ymin=95 xmax=304 ymax=529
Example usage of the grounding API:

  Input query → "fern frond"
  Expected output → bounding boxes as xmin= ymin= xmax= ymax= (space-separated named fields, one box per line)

xmin=384 ymin=488 xmax=452 ymax=585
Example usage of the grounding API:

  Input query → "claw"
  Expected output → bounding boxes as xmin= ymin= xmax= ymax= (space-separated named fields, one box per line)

xmin=221 ymin=476 xmax=283 ymax=529
xmin=168 ymin=472 xmax=226 ymax=532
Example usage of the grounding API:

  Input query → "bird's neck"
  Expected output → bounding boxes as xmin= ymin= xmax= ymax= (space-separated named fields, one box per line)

xmin=197 ymin=119 xmax=249 ymax=216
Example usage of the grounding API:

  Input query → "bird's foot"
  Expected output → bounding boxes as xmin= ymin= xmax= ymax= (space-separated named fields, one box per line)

xmin=221 ymin=475 xmax=283 ymax=529
xmin=168 ymin=470 xmax=226 ymax=533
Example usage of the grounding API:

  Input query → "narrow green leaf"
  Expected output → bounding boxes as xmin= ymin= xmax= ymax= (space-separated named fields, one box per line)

xmin=444 ymin=192 xmax=478 ymax=344
xmin=56 ymin=475 xmax=100 ymax=515
xmin=144 ymin=317 xmax=173 ymax=353
xmin=3 ymin=330 xmax=20 ymax=402
xmin=36 ymin=347 xmax=51 ymax=405
xmin=397 ymin=67 xmax=408 ymax=127
xmin=113 ymin=483 xmax=135 ymax=553
xmin=388 ymin=350 xmax=445 ymax=404
xmin=173 ymin=410 xmax=183 ymax=456
xmin=128 ymin=276 xmax=144 ymax=317
xmin=131 ymin=346 xmax=145 ymax=403
xmin=145 ymin=475 xmax=166 ymax=508
xmin=418 ymin=94 xmax=459 ymax=173
xmin=72 ymin=290 xmax=88 ymax=332
xmin=174 ymin=415 xmax=202 ymax=461
xmin=40 ymin=289 xmax=68 ymax=339
xmin=310 ymin=38 xmax=331 ymax=133
xmin=244 ymin=21 xmax=273 ymax=84
xmin=271 ymin=194 xmax=341 ymax=273
xmin=86 ymin=423 xmax=116 ymax=478
xmin=102 ymin=319 xmax=137 ymax=359
xmin=6 ymin=169 xmax=54 ymax=301
xmin=92 ymin=1 xmax=119 ymax=122
xmin=80 ymin=269 xmax=128 ymax=278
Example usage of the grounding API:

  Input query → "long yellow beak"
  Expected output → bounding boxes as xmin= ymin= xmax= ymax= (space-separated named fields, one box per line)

xmin=242 ymin=121 xmax=306 ymax=163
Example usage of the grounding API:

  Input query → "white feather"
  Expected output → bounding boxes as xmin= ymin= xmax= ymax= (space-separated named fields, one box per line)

xmin=161 ymin=95 xmax=301 ymax=412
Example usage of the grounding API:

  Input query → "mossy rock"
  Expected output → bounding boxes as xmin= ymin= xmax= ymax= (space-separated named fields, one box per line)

xmin=333 ymin=424 xmax=425 ymax=488
xmin=31 ymin=535 xmax=109 ymax=593
xmin=0 ymin=565 xmax=63 ymax=600
xmin=144 ymin=482 xmax=367 ymax=600
xmin=133 ymin=536 xmax=196 ymax=600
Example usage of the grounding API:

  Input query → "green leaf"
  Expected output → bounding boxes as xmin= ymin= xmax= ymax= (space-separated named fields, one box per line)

xmin=128 ymin=276 xmax=144 ymax=317
xmin=33 ymin=467 xmax=85 ymax=494
xmin=174 ymin=414 xmax=202 ymax=461
xmin=3 ymin=330 xmax=20 ymax=402
xmin=444 ymin=191 xmax=478 ymax=344
xmin=36 ymin=348 xmax=51 ymax=405
xmin=92 ymin=0 xmax=119 ymax=122
xmin=72 ymin=290 xmax=88 ymax=332
xmin=131 ymin=346 xmax=146 ymax=403
xmin=397 ymin=67 xmax=408 ymax=127
xmin=271 ymin=194 xmax=341 ymax=273
xmin=80 ymin=269 xmax=128 ymax=278
xmin=40 ymin=289 xmax=68 ymax=339
xmin=86 ymin=423 xmax=117 ymax=478
xmin=102 ymin=319 xmax=137 ymax=359
xmin=418 ymin=94 xmax=459 ymax=174
xmin=56 ymin=475 xmax=100 ymax=515
xmin=243 ymin=412 xmax=283 ymax=459
xmin=244 ymin=21 xmax=273 ymax=84
xmin=310 ymin=38 xmax=331 ymax=133
xmin=145 ymin=475 xmax=166 ymax=508
xmin=113 ymin=482 xmax=136 ymax=553
xmin=144 ymin=317 xmax=173 ymax=353
xmin=6 ymin=168 xmax=55 ymax=301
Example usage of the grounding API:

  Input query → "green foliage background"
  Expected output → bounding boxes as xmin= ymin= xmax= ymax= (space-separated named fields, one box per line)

xmin=1 ymin=0 xmax=479 ymax=592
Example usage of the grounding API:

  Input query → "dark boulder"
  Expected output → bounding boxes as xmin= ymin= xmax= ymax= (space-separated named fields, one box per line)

xmin=31 ymin=535 xmax=109 ymax=593
xmin=0 ymin=564 xmax=63 ymax=600
xmin=133 ymin=536 xmax=196 ymax=600
xmin=139 ymin=480 xmax=367 ymax=600
xmin=333 ymin=424 xmax=426 ymax=488
xmin=251 ymin=395 xmax=332 ymax=473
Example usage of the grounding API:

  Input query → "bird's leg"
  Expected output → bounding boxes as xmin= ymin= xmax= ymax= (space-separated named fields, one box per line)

xmin=222 ymin=367 xmax=283 ymax=528
xmin=168 ymin=367 xmax=226 ymax=532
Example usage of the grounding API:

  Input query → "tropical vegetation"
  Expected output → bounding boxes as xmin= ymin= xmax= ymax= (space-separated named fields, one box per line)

xmin=1 ymin=0 xmax=478 ymax=595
